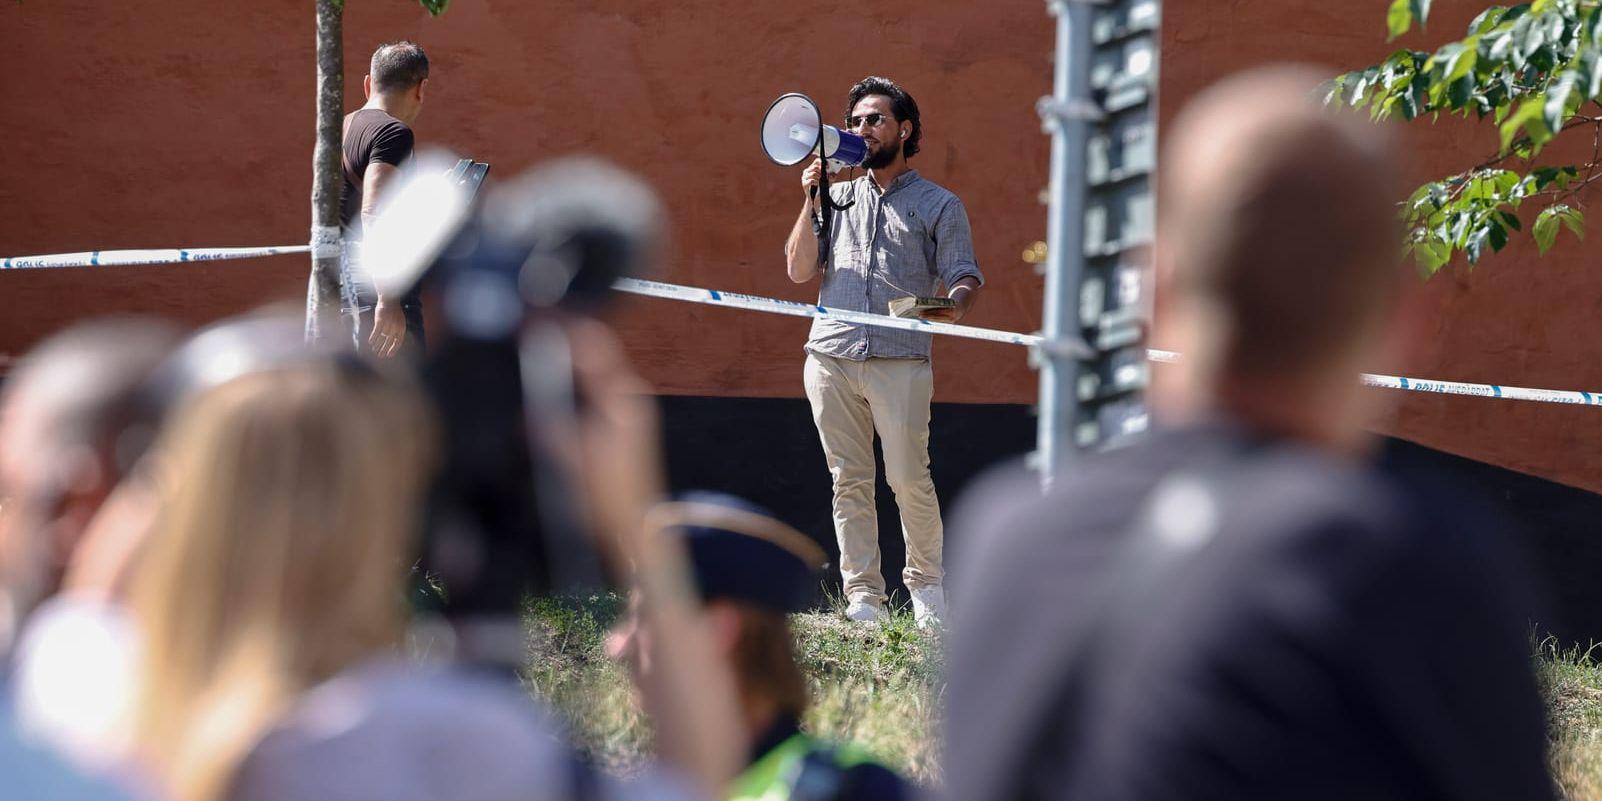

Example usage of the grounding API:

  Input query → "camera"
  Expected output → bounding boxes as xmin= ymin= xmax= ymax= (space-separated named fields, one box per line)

xmin=381 ymin=156 xmax=665 ymax=617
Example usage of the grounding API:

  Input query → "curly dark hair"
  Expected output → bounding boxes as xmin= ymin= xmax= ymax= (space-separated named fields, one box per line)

xmin=845 ymin=76 xmax=922 ymax=159
xmin=370 ymin=41 xmax=429 ymax=93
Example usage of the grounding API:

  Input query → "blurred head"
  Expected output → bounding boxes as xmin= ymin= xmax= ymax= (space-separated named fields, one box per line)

xmin=130 ymin=351 xmax=435 ymax=801
xmin=1152 ymin=65 xmax=1408 ymax=448
xmin=0 ymin=318 xmax=177 ymax=641
xmin=606 ymin=495 xmax=823 ymax=731
xmin=364 ymin=41 xmax=429 ymax=123
xmin=846 ymin=76 xmax=920 ymax=169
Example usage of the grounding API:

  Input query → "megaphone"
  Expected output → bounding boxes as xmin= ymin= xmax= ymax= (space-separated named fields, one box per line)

xmin=761 ymin=93 xmax=867 ymax=173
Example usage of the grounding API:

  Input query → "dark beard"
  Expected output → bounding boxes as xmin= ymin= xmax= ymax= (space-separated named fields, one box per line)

xmin=862 ymin=138 xmax=901 ymax=169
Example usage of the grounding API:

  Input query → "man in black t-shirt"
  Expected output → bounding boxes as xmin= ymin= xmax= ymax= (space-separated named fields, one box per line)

xmin=943 ymin=67 xmax=1557 ymax=801
xmin=340 ymin=41 xmax=429 ymax=359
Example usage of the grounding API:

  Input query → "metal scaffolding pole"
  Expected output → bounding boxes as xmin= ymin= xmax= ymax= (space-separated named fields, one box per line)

xmin=1036 ymin=0 xmax=1098 ymax=489
xmin=1034 ymin=0 xmax=1162 ymax=490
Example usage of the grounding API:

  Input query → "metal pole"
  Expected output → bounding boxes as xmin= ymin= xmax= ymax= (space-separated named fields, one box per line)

xmin=1036 ymin=0 xmax=1098 ymax=490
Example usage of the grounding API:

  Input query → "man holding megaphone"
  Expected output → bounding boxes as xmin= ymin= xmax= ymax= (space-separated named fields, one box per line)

xmin=779 ymin=76 xmax=983 ymax=629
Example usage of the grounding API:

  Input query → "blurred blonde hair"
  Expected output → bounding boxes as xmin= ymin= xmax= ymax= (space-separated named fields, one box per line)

xmin=129 ymin=359 xmax=435 ymax=801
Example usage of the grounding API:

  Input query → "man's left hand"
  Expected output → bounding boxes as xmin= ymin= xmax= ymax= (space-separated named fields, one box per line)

xmin=922 ymin=282 xmax=978 ymax=324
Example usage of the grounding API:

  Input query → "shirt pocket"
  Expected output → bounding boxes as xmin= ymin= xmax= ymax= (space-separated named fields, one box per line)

xmin=884 ymin=204 xmax=929 ymax=249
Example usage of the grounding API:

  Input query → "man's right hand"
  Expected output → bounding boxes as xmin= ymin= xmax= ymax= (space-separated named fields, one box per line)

xmin=369 ymin=300 xmax=407 ymax=359
xmin=801 ymin=157 xmax=824 ymax=209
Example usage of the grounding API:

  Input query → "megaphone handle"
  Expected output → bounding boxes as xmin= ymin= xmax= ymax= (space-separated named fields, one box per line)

xmin=811 ymin=201 xmax=829 ymax=267
xmin=812 ymin=147 xmax=831 ymax=266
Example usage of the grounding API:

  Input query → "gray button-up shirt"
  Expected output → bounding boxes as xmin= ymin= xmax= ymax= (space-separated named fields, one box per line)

xmin=806 ymin=170 xmax=983 ymax=361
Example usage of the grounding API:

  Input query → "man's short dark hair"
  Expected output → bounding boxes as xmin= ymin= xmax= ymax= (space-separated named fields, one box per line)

xmin=846 ymin=76 xmax=922 ymax=159
xmin=370 ymin=41 xmax=429 ymax=94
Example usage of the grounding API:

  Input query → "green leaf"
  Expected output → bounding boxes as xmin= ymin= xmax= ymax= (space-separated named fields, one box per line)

xmin=1491 ymin=169 xmax=1520 ymax=195
xmin=1521 ymin=13 xmax=1550 ymax=59
xmin=1534 ymin=205 xmax=1562 ymax=252
xmin=1500 ymin=94 xmax=1552 ymax=152
xmin=1544 ymin=72 xmax=1577 ymax=131
xmin=1560 ymin=205 xmax=1586 ymax=239
xmin=1579 ymin=48 xmax=1602 ymax=98
xmin=1511 ymin=13 xmax=1540 ymax=68
xmin=1325 ymin=75 xmax=1348 ymax=106
xmin=1402 ymin=72 xmax=1431 ymax=119
xmin=1388 ymin=0 xmax=1414 ymax=40
xmin=1488 ymin=219 xmax=1510 ymax=251
xmin=417 ymin=0 xmax=451 ymax=14
xmin=1451 ymin=211 xmax=1474 ymax=247
xmin=1352 ymin=69 xmax=1377 ymax=106
xmin=1445 ymin=40 xmax=1480 ymax=81
xmin=1465 ymin=225 xmax=1490 ymax=263
xmin=1485 ymin=28 xmax=1515 ymax=66
xmin=1501 ymin=209 xmax=1524 ymax=231
xmin=1411 ymin=0 xmax=1433 ymax=26
xmin=1468 ymin=6 xmax=1508 ymax=36
xmin=1412 ymin=237 xmax=1453 ymax=275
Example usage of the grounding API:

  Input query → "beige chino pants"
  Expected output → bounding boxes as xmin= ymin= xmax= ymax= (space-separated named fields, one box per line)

xmin=803 ymin=352 xmax=943 ymax=607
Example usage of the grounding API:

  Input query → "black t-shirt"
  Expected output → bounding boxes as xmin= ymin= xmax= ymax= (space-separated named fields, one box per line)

xmin=944 ymin=422 xmax=1556 ymax=801
xmin=340 ymin=108 xmax=414 ymax=240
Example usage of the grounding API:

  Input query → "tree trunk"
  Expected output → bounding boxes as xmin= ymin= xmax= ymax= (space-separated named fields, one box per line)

xmin=306 ymin=0 xmax=344 ymax=344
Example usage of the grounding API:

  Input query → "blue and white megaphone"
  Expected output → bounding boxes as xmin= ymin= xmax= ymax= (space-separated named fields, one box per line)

xmin=761 ymin=93 xmax=867 ymax=173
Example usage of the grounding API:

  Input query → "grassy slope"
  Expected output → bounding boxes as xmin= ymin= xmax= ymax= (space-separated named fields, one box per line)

xmin=524 ymin=595 xmax=1601 ymax=799
xmin=1538 ymin=640 xmax=1602 ymax=800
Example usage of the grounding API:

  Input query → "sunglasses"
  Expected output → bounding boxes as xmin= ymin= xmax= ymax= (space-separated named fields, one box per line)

xmin=846 ymin=112 xmax=890 ymax=129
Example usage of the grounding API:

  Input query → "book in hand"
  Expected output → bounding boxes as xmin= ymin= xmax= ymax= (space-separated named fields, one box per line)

xmin=888 ymin=296 xmax=957 ymax=319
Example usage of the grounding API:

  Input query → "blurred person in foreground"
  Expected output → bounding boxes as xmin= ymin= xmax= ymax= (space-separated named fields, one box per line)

xmin=607 ymin=493 xmax=909 ymax=801
xmin=0 ymin=323 xmax=163 ymax=801
xmin=0 ymin=318 xmax=179 ymax=770
xmin=943 ymin=66 xmax=1556 ymax=801
xmin=123 ymin=330 xmax=433 ymax=801
xmin=125 ymin=312 xmax=739 ymax=801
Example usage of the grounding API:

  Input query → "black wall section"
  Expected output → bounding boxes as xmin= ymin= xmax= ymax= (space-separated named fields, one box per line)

xmin=658 ymin=395 xmax=1600 ymax=646
xmin=1379 ymin=438 xmax=1602 ymax=649
xmin=657 ymin=396 xmax=1037 ymax=608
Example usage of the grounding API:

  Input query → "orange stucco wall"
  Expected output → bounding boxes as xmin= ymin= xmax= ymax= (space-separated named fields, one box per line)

xmin=3 ymin=1 xmax=1599 ymax=492
xmin=0 ymin=0 xmax=1053 ymax=405
xmin=1159 ymin=1 xmax=1602 ymax=493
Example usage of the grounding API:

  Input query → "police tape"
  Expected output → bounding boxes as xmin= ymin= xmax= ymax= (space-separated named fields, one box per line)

xmin=613 ymin=277 xmax=1045 ymax=348
xmin=3 ymin=246 xmax=1599 ymax=407
xmin=1357 ymin=373 xmax=1602 ymax=405
xmin=612 ymin=279 xmax=1602 ymax=407
xmin=0 ymin=246 xmax=311 ymax=270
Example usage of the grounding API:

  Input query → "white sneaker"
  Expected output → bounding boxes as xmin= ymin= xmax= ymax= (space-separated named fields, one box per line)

xmin=844 ymin=596 xmax=888 ymax=624
xmin=909 ymin=586 xmax=945 ymax=630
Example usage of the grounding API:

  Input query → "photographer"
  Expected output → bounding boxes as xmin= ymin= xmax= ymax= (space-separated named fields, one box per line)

xmin=227 ymin=159 xmax=745 ymax=801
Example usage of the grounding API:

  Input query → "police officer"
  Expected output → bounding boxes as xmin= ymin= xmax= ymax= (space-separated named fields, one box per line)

xmin=607 ymin=493 xmax=909 ymax=801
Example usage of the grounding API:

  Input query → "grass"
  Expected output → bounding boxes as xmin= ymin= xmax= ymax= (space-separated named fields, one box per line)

xmin=523 ymin=594 xmax=1602 ymax=799
xmin=522 ymin=591 xmax=944 ymax=783
xmin=1537 ymin=639 xmax=1602 ymax=800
